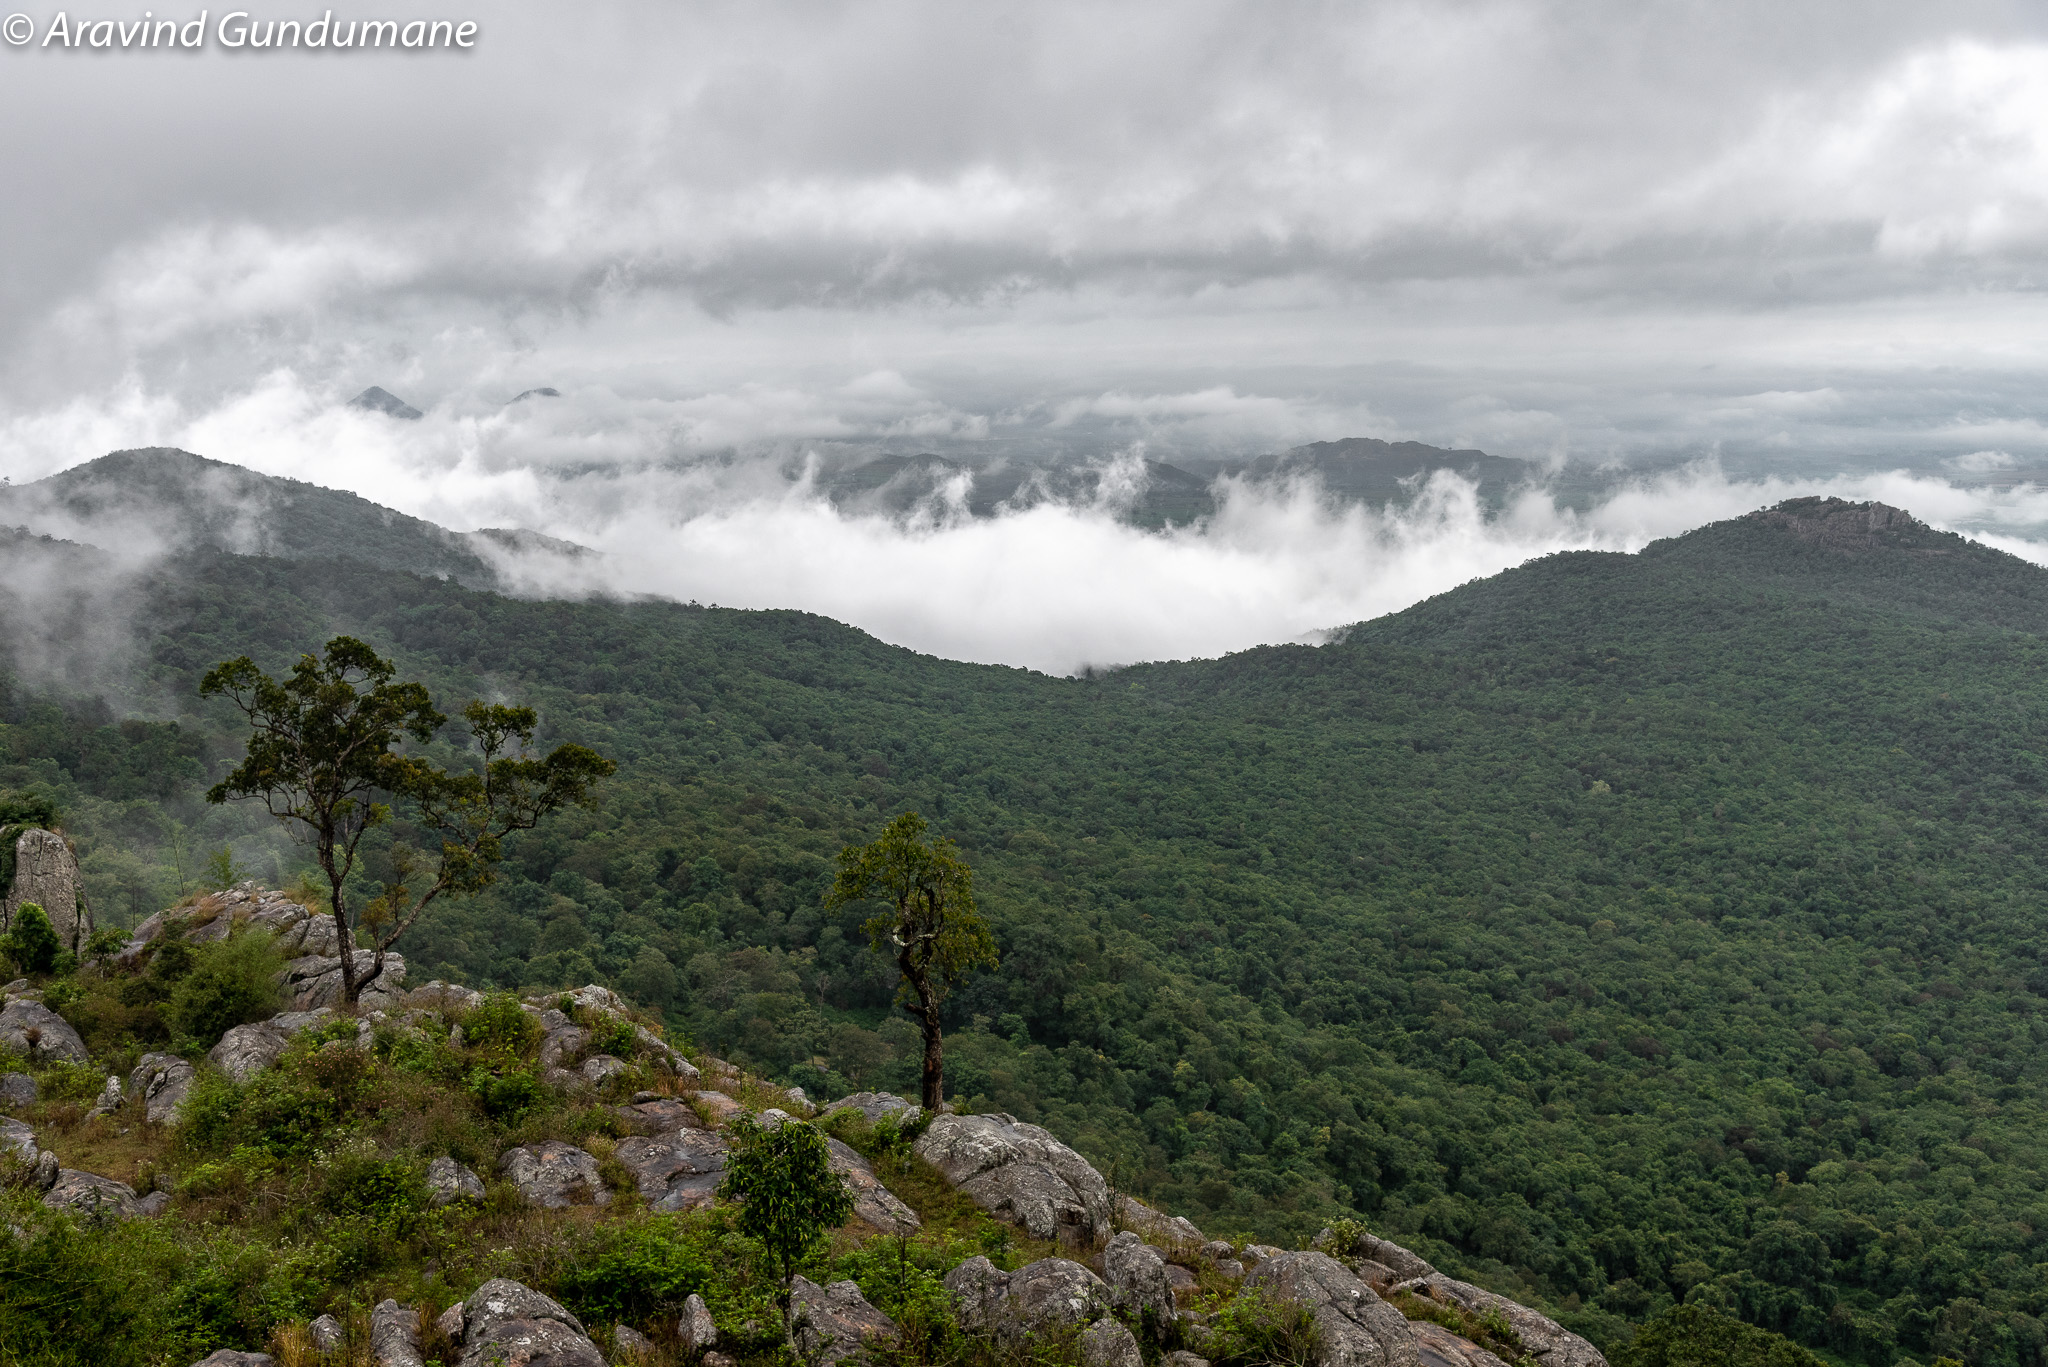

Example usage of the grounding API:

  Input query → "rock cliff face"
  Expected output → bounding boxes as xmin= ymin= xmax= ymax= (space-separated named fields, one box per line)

xmin=1 ymin=827 xmax=90 ymax=952
xmin=1746 ymin=497 xmax=1943 ymax=554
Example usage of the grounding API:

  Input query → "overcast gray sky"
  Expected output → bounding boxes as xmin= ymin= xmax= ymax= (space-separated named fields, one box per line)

xmin=4 ymin=1 xmax=2048 ymax=667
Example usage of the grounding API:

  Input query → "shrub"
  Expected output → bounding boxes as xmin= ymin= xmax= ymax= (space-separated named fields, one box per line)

xmin=3 ymin=904 xmax=60 ymax=975
xmin=1613 ymin=1304 xmax=1829 ymax=1367
xmin=1205 ymin=1288 xmax=1321 ymax=1367
xmin=0 ymin=1210 xmax=164 ymax=1364
xmin=463 ymin=992 xmax=540 ymax=1058
xmin=466 ymin=1063 xmax=550 ymax=1122
xmin=167 ymin=933 xmax=286 ymax=1048
xmin=588 ymin=1013 xmax=638 ymax=1059
xmin=718 ymin=1113 xmax=855 ymax=1316
xmin=555 ymin=1212 xmax=722 ymax=1325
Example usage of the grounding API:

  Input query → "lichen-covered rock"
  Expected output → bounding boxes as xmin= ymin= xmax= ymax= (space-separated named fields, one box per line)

xmin=121 ymin=884 xmax=336 ymax=972
xmin=209 ymin=1009 xmax=336 ymax=1082
xmin=1163 ymin=1352 xmax=1212 ymax=1367
xmin=0 ymin=1072 xmax=34 ymax=1110
xmin=827 ymin=1136 xmax=920 ymax=1234
xmin=613 ymin=1097 xmax=703 ymax=1134
xmin=692 ymin=1090 xmax=744 ymax=1123
xmin=1321 ymin=1226 xmax=1438 ymax=1282
xmin=458 ymin=1279 xmax=603 ymax=1367
xmin=821 ymin=1090 xmax=925 ymax=1126
xmin=281 ymin=951 xmax=407 ymax=1011
xmin=613 ymin=1323 xmax=654 ymax=1358
xmin=2 ymin=828 xmax=89 ymax=951
xmin=1411 ymin=1322 xmax=1509 ymax=1367
xmin=407 ymin=980 xmax=483 ymax=1013
xmin=134 ymin=1190 xmax=172 ymax=1217
xmin=791 ymin=1276 xmax=898 ymax=1367
xmin=1403 ymin=1274 xmax=1606 ymax=1367
xmin=309 ymin=1314 xmax=343 ymax=1351
xmin=633 ymin=1023 xmax=700 ymax=1081
xmin=130 ymin=1053 xmax=196 ymax=1125
xmin=499 ymin=1141 xmax=610 ymax=1209
xmin=913 ymin=1112 xmax=1110 ymax=1245
xmin=426 ymin=1156 xmax=486 ymax=1206
xmin=1245 ymin=1252 xmax=1420 ymax=1367
xmin=579 ymin=1054 xmax=630 ymax=1086
xmin=1081 ymin=1317 xmax=1143 ymax=1367
xmin=85 ymin=1074 xmax=122 ymax=1119
xmin=612 ymin=1127 xmax=727 ymax=1211
xmin=679 ymin=1292 xmax=718 ymax=1353
xmin=0 ymin=999 xmax=87 ymax=1064
xmin=1103 ymin=1231 xmax=1176 ymax=1325
xmin=1119 ymin=1195 xmax=1205 ymax=1246
xmin=435 ymin=1301 xmax=465 ymax=1342
xmin=42 ymin=1169 xmax=142 ymax=1220
xmin=945 ymin=1256 xmax=1111 ymax=1337
xmin=372 ymin=1298 xmax=426 ymax=1367
xmin=192 ymin=1352 xmax=275 ymax=1367
xmin=0 ymin=1116 xmax=37 ymax=1163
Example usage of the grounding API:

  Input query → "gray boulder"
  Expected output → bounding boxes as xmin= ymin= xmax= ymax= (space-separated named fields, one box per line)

xmin=408 ymin=980 xmax=483 ymax=1013
xmin=1411 ymin=1322 xmax=1510 ymax=1367
xmin=371 ymin=1298 xmax=425 ymax=1367
xmin=281 ymin=951 xmax=407 ymax=1011
xmin=633 ymin=1023 xmax=700 ymax=1081
xmin=309 ymin=1313 xmax=343 ymax=1351
xmin=43 ymin=1169 xmax=142 ymax=1219
xmin=913 ymin=1112 xmax=1110 ymax=1245
xmin=680 ymin=1292 xmax=718 ymax=1353
xmin=130 ymin=1053 xmax=197 ymax=1125
xmin=579 ymin=1054 xmax=631 ymax=1086
xmin=1402 ymin=1274 xmax=1606 ymax=1367
xmin=0 ymin=1072 xmax=35 ymax=1110
xmin=613 ymin=1323 xmax=654 ymax=1357
xmin=613 ymin=1096 xmax=704 ymax=1134
xmin=945 ymin=1255 xmax=1110 ymax=1337
xmin=0 ymin=999 xmax=87 ymax=1065
xmin=434 ymin=1301 xmax=465 ymax=1341
xmin=85 ymin=1074 xmax=123 ymax=1119
xmin=1245 ymin=1251 xmax=1420 ymax=1367
xmin=1081 ymin=1317 xmax=1143 ymax=1367
xmin=1119 ymin=1194 xmax=1205 ymax=1246
xmin=1103 ymin=1230 xmax=1176 ymax=1326
xmin=191 ymin=1353 xmax=275 ymax=1367
xmin=612 ymin=1127 xmax=727 ymax=1211
xmin=1321 ymin=1226 xmax=1437 ymax=1283
xmin=427 ymin=1156 xmax=486 ymax=1207
xmin=1163 ymin=1354 xmax=1212 ymax=1367
xmin=791 ymin=1276 xmax=898 ymax=1367
xmin=209 ymin=1009 xmax=337 ymax=1082
xmin=134 ymin=1190 xmax=172 ymax=1217
xmin=828 ymin=1136 xmax=920 ymax=1234
xmin=0 ymin=1116 xmax=37 ymax=1163
xmin=458 ymin=1278 xmax=604 ymax=1367
xmin=822 ymin=1090 xmax=924 ymax=1126
xmin=499 ymin=1141 xmax=610 ymax=1209
xmin=3 ymin=828 xmax=89 ymax=951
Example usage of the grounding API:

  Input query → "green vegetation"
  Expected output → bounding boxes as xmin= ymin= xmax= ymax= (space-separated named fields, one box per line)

xmin=5 ymin=499 xmax=2048 ymax=1362
xmin=718 ymin=1111 xmax=856 ymax=1325
xmin=827 ymin=811 xmax=997 ymax=1109
xmin=3 ymin=902 xmax=60 ymax=975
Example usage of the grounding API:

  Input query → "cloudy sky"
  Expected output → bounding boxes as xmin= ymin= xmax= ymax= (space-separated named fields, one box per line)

xmin=4 ymin=1 xmax=2048 ymax=669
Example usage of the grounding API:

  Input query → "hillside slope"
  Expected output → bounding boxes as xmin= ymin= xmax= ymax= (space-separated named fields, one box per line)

xmin=0 ymin=484 xmax=2040 ymax=1365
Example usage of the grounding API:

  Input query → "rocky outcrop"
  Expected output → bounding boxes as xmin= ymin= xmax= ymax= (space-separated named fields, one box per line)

xmin=1400 ymin=1274 xmax=1604 ymax=1367
xmin=1245 ymin=1252 xmax=1421 ymax=1367
xmin=1747 ymin=497 xmax=1941 ymax=555
xmin=455 ymin=1279 xmax=605 ymax=1367
xmin=500 ymin=1141 xmax=610 ymax=1209
xmin=827 ymin=1136 xmax=920 ymax=1234
xmin=371 ymin=1299 xmax=426 ymax=1367
xmin=1119 ymin=1194 xmax=1204 ymax=1246
xmin=0 ymin=1072 xmax=34 ymax=1109
xmin=1412 ymin=1322 xmax=1509 ymax=1367
xmin=426 ymin=1157 xmax=486 ymax=1206
xmin=613 ymin=1127 xmax=727 ymax=1211
xmin=913 ymin=1112 xmax=1111 ymax=1245
xmin=821 ymin=1090 xmax=924 ymax=1126
xmin=120 ymin=883 xmax=339 ymax=969
xmin=43 ymin=1169 xmax=143 ymax=1219
xmin=281 ymin=951 xmax=407 ymax=1011
xmin=85 ymin=1074 xmax=122 ymax=1119
xmin=130 ymin=1053 xmax=197 ymax=1125
xmin=680 ymin=1293 xmax=718 ymax=1353
xmin=946 ymin=1256 xmax=1111 ymax=1337
xmin=192 ymin=1352 xmax=275 ymax=1367
xmin=209 ymin=1009 xmax=338 ymax=1082
xmin=1081 ymin=1317 xmax=1143 ymax=1367
xmin=309 ymin=1315 xmax=343 ymax=1352
xmin=2 ymin=828 xmax=89 ymax=951
xmin=791 ymin=1276 xmax=898 ymax=1367
xmin=0 ymin=999 xmax=87 ymax=1064
xmin=613 ymin=1095 xmax=703 ymax=1134
xmin=1103 ymin=1230 xmax=1175 ymax=1326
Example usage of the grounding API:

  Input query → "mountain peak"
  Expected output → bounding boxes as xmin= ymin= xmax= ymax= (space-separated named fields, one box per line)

xmin=1744 ymin=496 xmax=1944 ymax=554
xmin=347 ymin=386 xmax=423 ymax=420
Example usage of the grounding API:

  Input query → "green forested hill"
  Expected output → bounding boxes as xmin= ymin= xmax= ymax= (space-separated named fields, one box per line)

xmin=6 ymin=490 xmax=2048 ymax=1366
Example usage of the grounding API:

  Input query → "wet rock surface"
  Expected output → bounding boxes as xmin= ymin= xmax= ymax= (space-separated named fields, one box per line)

xmin=913 ymin=1112 xmax=1111 ymax=1244
xmin=791 ymin=1276 xmax=898 ymax=1367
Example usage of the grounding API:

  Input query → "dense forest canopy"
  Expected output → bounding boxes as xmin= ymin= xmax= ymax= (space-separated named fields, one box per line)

xmin=6 ymin=482 xmax=2047 ymax=1366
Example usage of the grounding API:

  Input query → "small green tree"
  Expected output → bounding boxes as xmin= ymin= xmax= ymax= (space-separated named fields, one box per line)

xmin=201 ymin=637 xmax=615 ymax=1004
xmin=718 ymin=1113 xmax=855 ymax=1334
xmin=3 ymin=904 xmax=60 ymax=976
xmin=202 ymin=846 xmax=245 ymax=893
xmin=825 ymin=811 xmax=996 ymax=1110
